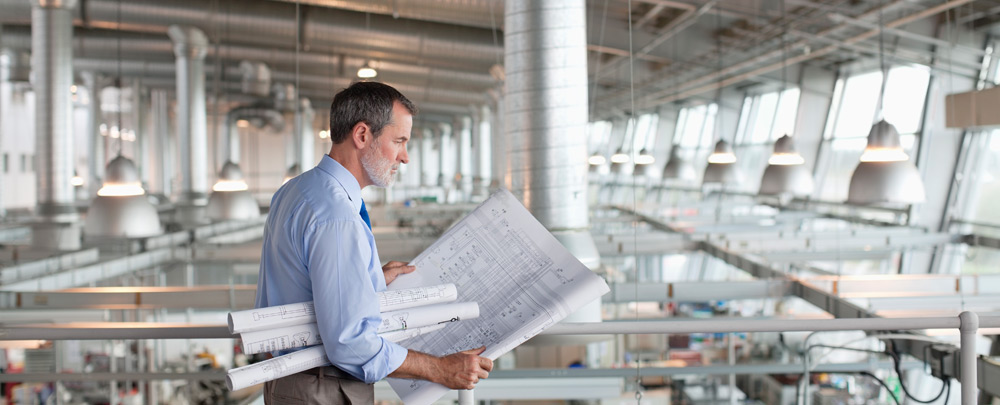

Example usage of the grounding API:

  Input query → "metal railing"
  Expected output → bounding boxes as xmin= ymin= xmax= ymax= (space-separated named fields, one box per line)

xmin=2 ymin=312 xmax=997 ymax=404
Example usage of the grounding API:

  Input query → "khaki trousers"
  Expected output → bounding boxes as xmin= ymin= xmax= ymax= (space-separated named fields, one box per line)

xmin=264 ymin=369 xmax=374 ymax=405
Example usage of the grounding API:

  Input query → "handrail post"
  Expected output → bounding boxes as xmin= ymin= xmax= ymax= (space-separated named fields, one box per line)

xmin=959 ymin=311 xmax=979 ymax=405
xmin=459 ymin=389 xmax=474 ymax=405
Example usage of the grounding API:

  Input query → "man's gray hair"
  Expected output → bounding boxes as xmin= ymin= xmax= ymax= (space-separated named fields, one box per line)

xmin=328 ymin=81 xmax=417 ymax=144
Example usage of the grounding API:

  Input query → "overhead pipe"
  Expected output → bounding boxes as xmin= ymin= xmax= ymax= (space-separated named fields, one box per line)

xmin=0 ymin=29 xmax=498 ymax=91
xmin=613 ymin=0 xmax=976 ymax=111
xmin=223 ymin=106 xmax=286 ymax=164
xmin=168 ymin=25 xmax=210 ymax=223
xmin=150 ymin=89 xmax=172 ymax=197
xmin=0 ymin=0 xmax=499 ymax=67
xmin=29 ymin=0 xmax=82 ymax=250
xmin=505 ymin=0 xmax=603 ymax=344
xmin=31 ymin=0 xmax=77 ymax=222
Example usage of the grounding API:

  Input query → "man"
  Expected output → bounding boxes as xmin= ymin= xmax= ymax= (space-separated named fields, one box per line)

xmin=255 ymin=81 xmax=492 ymax=404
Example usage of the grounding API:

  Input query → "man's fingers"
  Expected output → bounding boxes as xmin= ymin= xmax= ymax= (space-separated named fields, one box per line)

xmin=479 ymin=357 xmax=493 ymax=372
xmin=398 ymin=265 xmax=416 ymax=274
xmin=477 ymin=369 xmax=489 ymax=380
xmin=461 ymin=346 xmax=486 ymax=355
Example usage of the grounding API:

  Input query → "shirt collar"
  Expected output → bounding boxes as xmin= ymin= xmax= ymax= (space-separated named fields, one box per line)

xmin=316 ymin=155 xmax=363 ymax=212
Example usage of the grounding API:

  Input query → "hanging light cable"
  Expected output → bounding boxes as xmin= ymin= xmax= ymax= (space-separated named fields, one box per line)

xmin=759 ymin=0 xmax=814 ymax=197
xmin=846 ymin=0 xmax=925 ymax=205
xmin=84 ymin=0 xmax=161 ymax=238
xmin=702 ymin=12 xmax=741 ymax=186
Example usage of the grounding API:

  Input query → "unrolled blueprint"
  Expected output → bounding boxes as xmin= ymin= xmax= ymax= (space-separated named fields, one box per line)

xmin=386 ymin=189 xmax=611 ymax=405
xmin=377 ymin=302 xmax=479 ymax=334
xmin=239 ymin=302 xmax=479 ymax=354
xmin=228 ymin=283 xmax=458 ymax=333
xmin=227 ymin=324 xmax=450 ymax=391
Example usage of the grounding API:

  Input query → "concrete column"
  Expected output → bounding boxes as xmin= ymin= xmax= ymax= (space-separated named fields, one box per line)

xmin=150 ymin=90 xmax=172 ymax=198
xmin=436 ymin=123 xmax=450 ymax=187
xmin=489 ymin=93 xmax=506 ymax=190
xmin=80 ymin=72 xmax=105 ymax=197
xmin=168 ymin=25 xmax=209 ymax=225
xmin=31 ymin=0 xmax=81 ymax=250
xmin=421 ymin=127 xmax=435 ymax=188
xmin=454 ymin=115 xmax=473 ymax=199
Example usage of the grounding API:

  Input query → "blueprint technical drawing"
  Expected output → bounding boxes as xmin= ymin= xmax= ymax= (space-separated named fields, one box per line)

xmin=386 ymin=189 xmax=610 ymax=405
xmin=228 ymin=283 xmax=458 ymax=334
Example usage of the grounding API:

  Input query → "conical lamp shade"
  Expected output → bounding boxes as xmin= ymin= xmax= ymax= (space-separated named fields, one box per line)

xmin=759 ymin=135 xmax=814 ymax=196
xmin=207 ymin=161 xmax=260 ymax=220
xmin=662 ymin=148 xmax=697 ymax=182
xmin=702 ymin=140 xmax=742 ymax=185
xmin=847 ymin=120 xmax=925 ymax=204
xmin=84 ymin=155 xmax=162 ymax=238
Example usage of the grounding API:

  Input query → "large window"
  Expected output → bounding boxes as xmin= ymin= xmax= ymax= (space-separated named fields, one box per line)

xmin=736 ymin=87 xmax=800 ymax=144
xmin=733 ymin=88 xmax=801 ymax=190
xmin=630 ymin=113 xmax=659 ymax=153
xmin=672 ymin=103 xmax=718 ymax=167
xmin=815 ymin=65 xmax=931 ymax=201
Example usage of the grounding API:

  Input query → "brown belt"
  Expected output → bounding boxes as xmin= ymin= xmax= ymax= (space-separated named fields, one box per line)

xmin=298 ymin=365 xmax=360 ymax=381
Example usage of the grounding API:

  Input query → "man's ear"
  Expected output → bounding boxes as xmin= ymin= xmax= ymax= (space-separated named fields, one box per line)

xmin=350 ymin=121 xmax=371 ymax=150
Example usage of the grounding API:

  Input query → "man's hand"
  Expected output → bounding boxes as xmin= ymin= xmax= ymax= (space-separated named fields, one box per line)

xmin=388 ymin=347 xmax=493 ymax=390
xmin=435 ymin=346 xmax=493 ymax=390
xmin=382 ymin=261 xmax=415 ymax=285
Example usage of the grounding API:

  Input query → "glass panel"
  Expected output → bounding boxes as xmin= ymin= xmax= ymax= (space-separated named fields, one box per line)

xmin=830 ymin=70 xmax=882 ymax=139
xmin=883 ymin=65 xmax=930 ymax=135
xmin=750 ymin=92 xmax=779 ymax=143
xmin=773 ymin=87 xmax=800 ymax=139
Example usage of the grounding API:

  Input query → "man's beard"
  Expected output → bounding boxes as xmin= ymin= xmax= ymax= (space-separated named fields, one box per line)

xmin=361 ymin=142 xmax=396 ymax=187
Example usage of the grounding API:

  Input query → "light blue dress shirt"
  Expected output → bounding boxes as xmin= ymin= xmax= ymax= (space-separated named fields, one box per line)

xmin=255 ymin=155 xmax=408 ymax=384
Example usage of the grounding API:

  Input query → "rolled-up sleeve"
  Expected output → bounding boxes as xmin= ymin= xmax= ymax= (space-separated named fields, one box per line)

xmin=306 ymin=220 xmax=408 ymax=383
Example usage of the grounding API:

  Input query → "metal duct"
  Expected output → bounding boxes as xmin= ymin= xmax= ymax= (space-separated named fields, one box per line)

xmin=150 ymin=89 xmax=172 ymax=197
xmin=31 ymin=0 xmax=77 ymax=221
xmin=224 ymin=106 xmax=286 ymax=164
xmin=168 ymin=25 xmax=209 ymax=207
xmin=504 ymin=0 xmax=603 ymax=340
xmin=504 ymin=0 xmax=590 ymax=235
xmin=239 ymin=61 xmax=270 ymax=97
xmin=270 ymin=0 xmax=503 ymax=30
xmin=272 ymin=82 xmax=296 ymax=111
xmin=80 ymin=72 xmax=104 ymax=196
xmin=0 ymin=0 xmax=499 ymax=66
xmin=1 ymin=29 xmax=497 ymax=91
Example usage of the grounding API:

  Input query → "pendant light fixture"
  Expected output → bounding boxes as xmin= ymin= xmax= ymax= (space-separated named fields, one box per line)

xmin=846 ymin=1 xmax=925 ymax=205
xmin=357 ymin=61 xmax=378 ymax=79
xmin=84 ymin=3 xmax=161 ymax=238
xmin=702 ymin=139 xmax=743 ymax=184
xmin=662 ymin=147 xmax=697 ymax=182
xmin=702 ymin=11 xmax=741 ymax=186
xmin=609 ymin=147 xmax=629 ymax=174
xmin=759 ymin=135 xmax=814 ymax=196
xmin=847 ymin=120 xmax=925 ymax=204
xmin=759 ymin=1 xmax=814 ymax=197
xmin=207 ymin=161 xmax=260 ymax=220
xmin=84 ymin=155 xmax=162 ymax=237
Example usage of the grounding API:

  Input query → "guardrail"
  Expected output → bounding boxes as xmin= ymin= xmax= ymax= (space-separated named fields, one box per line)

xmin=2 ymin=312 xmax=996 ymax=404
